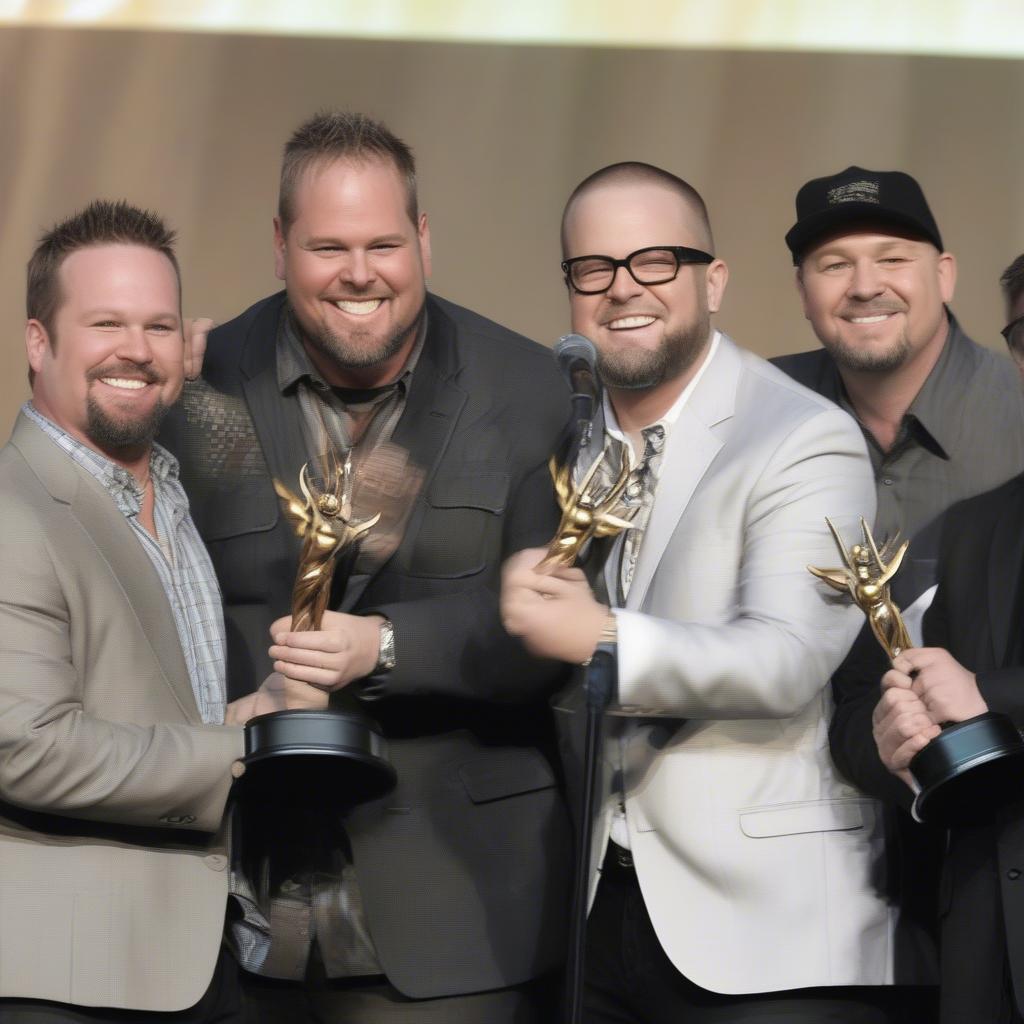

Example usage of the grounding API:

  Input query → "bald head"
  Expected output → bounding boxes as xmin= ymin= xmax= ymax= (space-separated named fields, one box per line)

xmin=561 ymin=162 xmax=714 ymax=256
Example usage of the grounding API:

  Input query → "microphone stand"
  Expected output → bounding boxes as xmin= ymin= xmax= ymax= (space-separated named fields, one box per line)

xmin=565 ymin=645 xmax=617 ymax=1024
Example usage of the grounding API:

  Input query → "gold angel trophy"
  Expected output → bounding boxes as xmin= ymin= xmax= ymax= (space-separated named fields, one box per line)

xmin=810 ymin=517 xmax=1024 ymax=823
xmin=539 ymin=443 xmax=638 ymax=571
xmin=239 ymin=452 xmax=396 ymax=832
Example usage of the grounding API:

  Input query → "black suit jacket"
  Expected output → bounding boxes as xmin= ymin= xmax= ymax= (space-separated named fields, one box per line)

xmin=162 ymin=291 xmax=572 ymax=998
xmin=831 ymin=475 xmax=1024 ymax=1022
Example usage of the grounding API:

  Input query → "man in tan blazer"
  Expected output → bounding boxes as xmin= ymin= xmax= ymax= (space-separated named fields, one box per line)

xmin=0 ymin=200 xmax=328 ymax=1021
xmin=502 ymin=164 xmax=917 ymax=1021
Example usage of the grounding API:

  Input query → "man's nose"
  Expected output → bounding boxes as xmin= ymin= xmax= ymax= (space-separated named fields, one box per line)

xmin=339 ymin=251 xmax=376 ymax=289
xmin=847 ymin=260 xmax=885 ymax=300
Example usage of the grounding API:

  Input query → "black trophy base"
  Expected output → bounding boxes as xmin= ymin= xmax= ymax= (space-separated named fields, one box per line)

xmin=240 ymin=708 xmax=396 ymax=813
xmin=910 ymin=712 xmax=1024 ymax=824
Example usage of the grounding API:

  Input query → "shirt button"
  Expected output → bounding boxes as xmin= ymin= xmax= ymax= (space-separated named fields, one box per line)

xmin=627 ymin=482 xmax=642 ymax=498
xmin=1008 ymin=869 xmax=1022 ymax=880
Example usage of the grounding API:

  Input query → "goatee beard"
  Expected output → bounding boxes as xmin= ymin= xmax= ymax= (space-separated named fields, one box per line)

xmin=86 ymin=394 xmax=170 ymax=454
xmin=599 ymin=315 xmax=710 ymax=390
xmin=826 ymin=332 xmax=911 ymax=373
xmin=298 ymin=301 xmax=425 ymax=371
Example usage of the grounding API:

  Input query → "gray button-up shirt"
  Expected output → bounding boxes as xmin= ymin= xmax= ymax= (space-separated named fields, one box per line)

xmin=774 ymin=313 xmax=1024 ymax=604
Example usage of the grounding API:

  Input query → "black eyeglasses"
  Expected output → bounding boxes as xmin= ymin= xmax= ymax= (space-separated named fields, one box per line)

xmin=561 ymin=245 xmax=715 ymax=295
xmin=1002 ymin=314 xmax=1024 ymax=354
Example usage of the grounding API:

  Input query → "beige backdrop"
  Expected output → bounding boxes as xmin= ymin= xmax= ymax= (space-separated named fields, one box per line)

xmin=2 ymin=25 xmax=1022 ymax=437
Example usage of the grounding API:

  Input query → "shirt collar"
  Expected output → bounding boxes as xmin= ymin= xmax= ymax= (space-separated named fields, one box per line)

xmin=829 ymin=310 xmax=964 ymax=461
xmin=900 ymin=311 xmax=970 ymax=460
xmin=604 ymin=330 xmax=721 ymax=458
xmin=22 ymin=401 xmax=179 ymax=517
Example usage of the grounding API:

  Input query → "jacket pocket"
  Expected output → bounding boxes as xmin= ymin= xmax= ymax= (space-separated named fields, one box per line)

xmin=405 ymin=469 xmax=509 ymax=579
xmin=458 ymin=748 xmax=556 ymax=804
xmin=739 ymin=798 xmax=870 ymax=838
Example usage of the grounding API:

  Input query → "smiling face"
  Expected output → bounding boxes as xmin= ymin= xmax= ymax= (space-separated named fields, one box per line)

xmin=273 ymin=156 xmax=431 ymax=387
xmin=797 ymin=229 xmax=956 ymax=374
xmin=562 ymin=179 xmax=727 ymax=393
xmin=26 ymin=243 xmax=184 ymax=462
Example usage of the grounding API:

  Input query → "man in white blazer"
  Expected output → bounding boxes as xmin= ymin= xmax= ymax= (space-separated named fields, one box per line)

xmin=502 ymin=163 xmax=914 ymax=1021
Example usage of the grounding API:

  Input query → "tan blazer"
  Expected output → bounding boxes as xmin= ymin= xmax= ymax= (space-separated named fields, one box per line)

xmin=0 ymin=413 xmax=244 ymax=1011
xmin=596 ymin=336 xmax=893 ymax=993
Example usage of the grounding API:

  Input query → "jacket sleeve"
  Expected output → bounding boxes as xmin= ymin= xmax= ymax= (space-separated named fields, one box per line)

xmin=0 ymin=503 xmax=244 ymax=833
xmin=614 ymin=406 xmax=876 ymax=719
xmin=357 ymin=457 xmax=569 ymax=703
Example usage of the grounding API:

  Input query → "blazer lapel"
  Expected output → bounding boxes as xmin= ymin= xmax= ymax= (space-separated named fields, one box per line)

xmin=988 ymin=480 xmax=1024 ymax=667
xmin=13 ymin=415 xmax=200 ymax=722
xmin=625 ymin=335 xmax=739 ymax=610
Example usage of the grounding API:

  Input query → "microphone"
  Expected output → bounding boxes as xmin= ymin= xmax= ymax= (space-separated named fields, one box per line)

xmin=552 ymin=334 xmax=600 ymax=469
xmin=554 ymin=333 xmax=599 ymax=417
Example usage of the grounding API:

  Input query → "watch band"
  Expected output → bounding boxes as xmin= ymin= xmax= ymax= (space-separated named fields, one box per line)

xmin=375 ymin=618 xmax=396 ymax=674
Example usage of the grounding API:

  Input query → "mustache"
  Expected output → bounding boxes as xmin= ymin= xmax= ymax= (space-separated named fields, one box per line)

xmin=87 ymin=362 xmax=163 ymax=385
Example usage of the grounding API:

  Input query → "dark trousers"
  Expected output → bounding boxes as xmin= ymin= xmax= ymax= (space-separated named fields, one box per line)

xmin=584 ymin=844 xmax=939 ymax=1024
xmin=0 ymin=946 xmax=241 ymax=1024
xmin=241 ymin=969 xmax=558 ymax=1024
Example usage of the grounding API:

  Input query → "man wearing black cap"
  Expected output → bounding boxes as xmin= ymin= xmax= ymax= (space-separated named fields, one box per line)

xmin=777 ymin=171 xmax=1024 ymax=1018
xmin=777 ymin=166 xmax=1024 ymax=580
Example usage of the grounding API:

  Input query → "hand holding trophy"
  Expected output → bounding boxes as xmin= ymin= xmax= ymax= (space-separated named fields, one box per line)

xmin=810 ymin=517 xmax=1024 ymax=822
xmin=235 ymin=450 xmax=400 ymax=904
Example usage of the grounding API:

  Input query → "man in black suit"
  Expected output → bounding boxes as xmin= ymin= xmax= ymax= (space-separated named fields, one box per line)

xmin=162 ymin=111 xmax=571 ymax=1023
xmin=848 ymin=478 xmax=1024 ymax=1023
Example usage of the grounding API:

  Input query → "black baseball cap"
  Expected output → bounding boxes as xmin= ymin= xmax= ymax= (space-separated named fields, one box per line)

xmin=785 ymin=166 xmax=944 ymax=263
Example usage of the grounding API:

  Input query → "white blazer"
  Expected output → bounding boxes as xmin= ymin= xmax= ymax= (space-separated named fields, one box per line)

xmin=596 ymin=334 xmax=891 ymax=994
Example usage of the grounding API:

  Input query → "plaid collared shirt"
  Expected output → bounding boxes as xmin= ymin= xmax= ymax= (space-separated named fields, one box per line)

xmin=24 ymin=403 xmax=227 ymax=725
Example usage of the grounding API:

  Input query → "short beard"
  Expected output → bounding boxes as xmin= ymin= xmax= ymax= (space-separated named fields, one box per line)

xmin=824 ymin=330 xmax=912 ymax=374
xmin=598 ymin=312 xmax=711 ymax=390
xmin=86 ymin=393 xmax=170 ymax=453
xmin=299 ymin=300 xmax=425 ymax=371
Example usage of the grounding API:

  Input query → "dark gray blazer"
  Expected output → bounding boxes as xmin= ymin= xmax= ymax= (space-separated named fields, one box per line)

xmin=162 ymin=291 xmax=572 ymax=998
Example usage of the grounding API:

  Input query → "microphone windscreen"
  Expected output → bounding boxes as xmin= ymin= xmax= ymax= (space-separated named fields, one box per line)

xmin=553 ymin=333 xmax=597 ymax=373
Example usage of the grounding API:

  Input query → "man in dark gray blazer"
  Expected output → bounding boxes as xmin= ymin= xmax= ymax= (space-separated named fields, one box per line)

xmin=162 ymin=112 xmax=571 ymax=1022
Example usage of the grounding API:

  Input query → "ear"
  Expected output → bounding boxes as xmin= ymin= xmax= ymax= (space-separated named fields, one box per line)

xmin=794 ymin=265 xmax=811 ymax=321
xmin=705 ymin=259 xmax=729 ymax=314
xmin=273 ymin=216 xmax=287 ymax=281
xmin=936 ymin=251 xmax=957 ymax=304
xmin=25 ymin=319 xmax=51 ymax=376
xmin=417 ymin=212 xmax=432 ymax=279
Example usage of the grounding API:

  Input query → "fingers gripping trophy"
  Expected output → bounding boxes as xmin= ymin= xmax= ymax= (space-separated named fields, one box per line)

xmin=810 ymin=518 xmax=1024 ymax=822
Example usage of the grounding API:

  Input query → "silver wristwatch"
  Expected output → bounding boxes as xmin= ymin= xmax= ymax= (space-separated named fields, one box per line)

xmin=375 ymin=618 xmax=396 ymax=674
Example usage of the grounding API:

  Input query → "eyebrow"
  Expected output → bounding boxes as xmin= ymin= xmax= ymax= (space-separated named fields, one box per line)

xmin=80 ymin=308 xmax=180 ymax=321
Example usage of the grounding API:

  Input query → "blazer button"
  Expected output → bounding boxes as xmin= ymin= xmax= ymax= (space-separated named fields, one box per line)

xmin=204 ymin=854 xmax=227 ymax=871
xmin=1008 ymin=868 xmax=1021 ymax=880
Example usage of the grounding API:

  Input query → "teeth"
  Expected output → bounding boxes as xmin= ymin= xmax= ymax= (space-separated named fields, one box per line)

xmin=100 ymin=377 xmax=147 ymax=390
xmin=849 ymin=314 xmax=891 ymax=325
xmin=608 ymin=315 xmax=656 ymax=330
xmin=334 ymin=299 xmax=383 ymax=315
